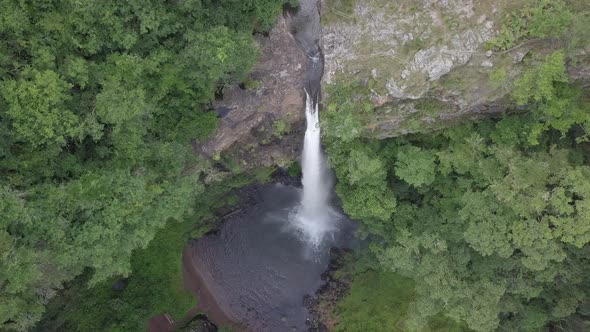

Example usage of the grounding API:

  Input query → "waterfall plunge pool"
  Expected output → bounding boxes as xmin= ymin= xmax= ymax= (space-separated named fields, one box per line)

xmin=182 ymin=183 xmax=356 ymax=331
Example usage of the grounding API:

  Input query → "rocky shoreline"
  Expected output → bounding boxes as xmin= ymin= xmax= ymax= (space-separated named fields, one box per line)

xmin=305 ymin=248 xmax=355 ymax=332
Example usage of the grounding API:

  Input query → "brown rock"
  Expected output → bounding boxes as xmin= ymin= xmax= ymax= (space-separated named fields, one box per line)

xmin=197 ymin=16 xmax=306 ymax=157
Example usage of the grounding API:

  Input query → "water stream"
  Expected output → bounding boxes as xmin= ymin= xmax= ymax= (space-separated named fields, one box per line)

xmin=292 ymin=91 xmax=336 ymax=245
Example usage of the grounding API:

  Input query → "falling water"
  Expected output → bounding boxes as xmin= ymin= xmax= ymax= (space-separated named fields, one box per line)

xmin=301 ymin=92 xmax=324 ymax=212
xmin=166 ymin=1 xmax=354 ymax=330
xmin=291 ymin=91 xmax=337 ymax=245
xmin=284 ymin=0 xmax=338 ymax=245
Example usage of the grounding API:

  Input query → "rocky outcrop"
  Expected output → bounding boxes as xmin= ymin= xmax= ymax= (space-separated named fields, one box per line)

xmin=305 ymin=248 xmax=354 ymax=332
xmin=196 ymin=0 xmax=590 ymax=158
xmin=196 ymin=15 xmax=306 ymax=166
xmin=320 ymin=0 xmax=590 ymax=138
xmin=322 ymin=0 xmax=496 ymax=95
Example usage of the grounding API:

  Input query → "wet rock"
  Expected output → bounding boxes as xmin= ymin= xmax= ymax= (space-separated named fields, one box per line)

xmin=179 ymin=315 xmax=217 ymax=332
xmin=215 ymin=106 xmax=233 ymax=118
xmin=306 ymin=248 xmax=354 ymax=332
xmin=271 ymin=166 xmax=302 ymax=187
xmin=513 ymin=50 xmax=529 ymax=63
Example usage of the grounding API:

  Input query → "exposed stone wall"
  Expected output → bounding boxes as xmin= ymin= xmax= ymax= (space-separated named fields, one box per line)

xmin=320 ymin=0 xmax=590 ymax=138
xmin=196 ymin=16 xmax=307 ymax=166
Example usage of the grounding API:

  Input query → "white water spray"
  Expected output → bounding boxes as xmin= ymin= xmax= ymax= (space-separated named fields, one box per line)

xmin=301 ymin=92 xmax=326 ymax=212
xmin=291 ymin=91 xmax=337 ymax=245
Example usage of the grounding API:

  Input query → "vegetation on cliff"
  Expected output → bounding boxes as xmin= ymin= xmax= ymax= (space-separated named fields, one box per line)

xmin=323 ymin=2 xmax=590 ymax=328
xmin=326 ymin=84 xmax=590 ymax=332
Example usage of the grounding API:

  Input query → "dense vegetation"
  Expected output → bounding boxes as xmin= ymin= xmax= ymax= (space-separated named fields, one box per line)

xmin=0 ymin=0 xmax=292 ymax=330
xmin=327 ymin=252 xmax=467 ymax=332
xmin=36 ymin=170 xmax=272 ymax=331
xmin=2 ymin=0 xmax=588 ymax=331
xmin=327 ymin=86 xmax=590 ymax=332
xmin=324 ymin=4 xmax=590 ymax=328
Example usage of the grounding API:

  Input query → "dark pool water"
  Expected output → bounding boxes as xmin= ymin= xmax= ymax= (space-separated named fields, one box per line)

xmin=185 ymin=184 xmax=355 ymax=331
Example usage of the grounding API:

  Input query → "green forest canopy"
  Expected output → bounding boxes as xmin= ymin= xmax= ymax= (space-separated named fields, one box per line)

xmin=325 ymin=3 xmax=590 ymax=328
xmin=324 ymin=48 xmax=590 ymax=332
xmin=0 ymin=0 xmax=292 ymax=330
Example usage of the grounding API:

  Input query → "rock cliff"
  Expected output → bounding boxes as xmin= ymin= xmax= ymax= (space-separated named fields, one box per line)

xmin=321 ymin=0 xmax=589 ymax=138
xmin=195 ymin=15 xmax=306 ymax=168
xmin=198 ymin=0 xmax=589 ymax=166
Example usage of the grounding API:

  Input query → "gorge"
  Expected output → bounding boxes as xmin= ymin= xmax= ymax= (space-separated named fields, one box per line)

xmin=176 ymin=1 xmax=354 ymax=331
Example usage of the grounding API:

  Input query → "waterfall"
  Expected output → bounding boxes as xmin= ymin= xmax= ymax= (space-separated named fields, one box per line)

xmin=301 ymin=92 xmax=326 ymax=214
xmin=291 ymin=92 xmax=337 ymax=246
xmin=284 ymin=0 xmax=338 ymax=246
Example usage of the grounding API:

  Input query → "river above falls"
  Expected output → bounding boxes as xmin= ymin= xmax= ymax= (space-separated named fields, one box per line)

xmin=183 ymin=184 xmax=356 ymax=331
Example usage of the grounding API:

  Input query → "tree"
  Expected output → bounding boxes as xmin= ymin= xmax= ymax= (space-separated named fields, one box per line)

xmin=376 ymin=130 xmax=590 ymax=331
xmin=394 ymin=145 xmax=437 ymax=188
xmin=324 ymin=51 xmax=590 ymax=330
xmin=1 ymin=69 xmax=78 ymax=147
xmin=0 ymin=0 xmax=291 ymax=329
xmin=511 ymin=51 xmax=590 ymax=144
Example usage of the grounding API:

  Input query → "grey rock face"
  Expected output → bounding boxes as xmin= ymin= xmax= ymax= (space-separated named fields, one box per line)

xmin=322 ymin=0 xmax=496 ymax=100
xmin=319 ymin=0 xmax=588 ymax=138
xmin=480 ymin=60 xmax=494 ymax=68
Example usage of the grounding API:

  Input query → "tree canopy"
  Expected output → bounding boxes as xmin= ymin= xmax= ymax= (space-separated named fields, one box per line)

xmin=324 ymin=47 xmax=590 ymax=331
xmin=0 ymin=0 xmax=291 ymax=330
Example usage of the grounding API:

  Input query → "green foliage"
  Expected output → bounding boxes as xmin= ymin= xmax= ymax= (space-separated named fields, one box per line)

xmin=323 ymin=80 xmax=399 ymax=234
xmin=566 ymin=11 xmax=590 ymax=60
xmin=374 ymin=124 xmax=590 ymax=331
xmin=328 ymin=139 xmax=396 ymax=234
xmin=242 ymin=77 xmax=262 ymax=90
xmin=0 ymin=69 xmax=78 ymax=147
xmin=395 ymin=146 xmax=437 ymax=187
xmin=512 ymin=51 xmax=568 ymax=105
xmin=323 ymin=79 xmax=374 ymax=143
xmin=335 ymin=257 xmax=468 ymax=332
xmin=488 ymin=68 xmax=507 ymax=89
xmin=272 ymin=119 xmax=290 ymax=137
xmin=511 ymin=51 xmax=589 ymax=144
xmin=37 ymin=172 xmax=264 ymax=331
xmin=0 ymin=0 xmax=290 ymax=330
xmin=287 ymin=161 xmax=302 ymax=177
xmin=219 ymin=153 xmax=243 ymax=174
xmin=325 ymin=70 xmax=590 ymax=331
xmin=251 ymin=166 xmax=276 ymax=183
xmin=39 ymin=220 xmax=196 ymax=332
xmin=525 ymin=0 xmax=573 ymax=38
xmin=488 ymin=0 xmax=573 ymax=50
xmin=336 ymin=270 xmax=415 ymax=331
xmin=414 ymin=99 xmax=448 ymax=116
